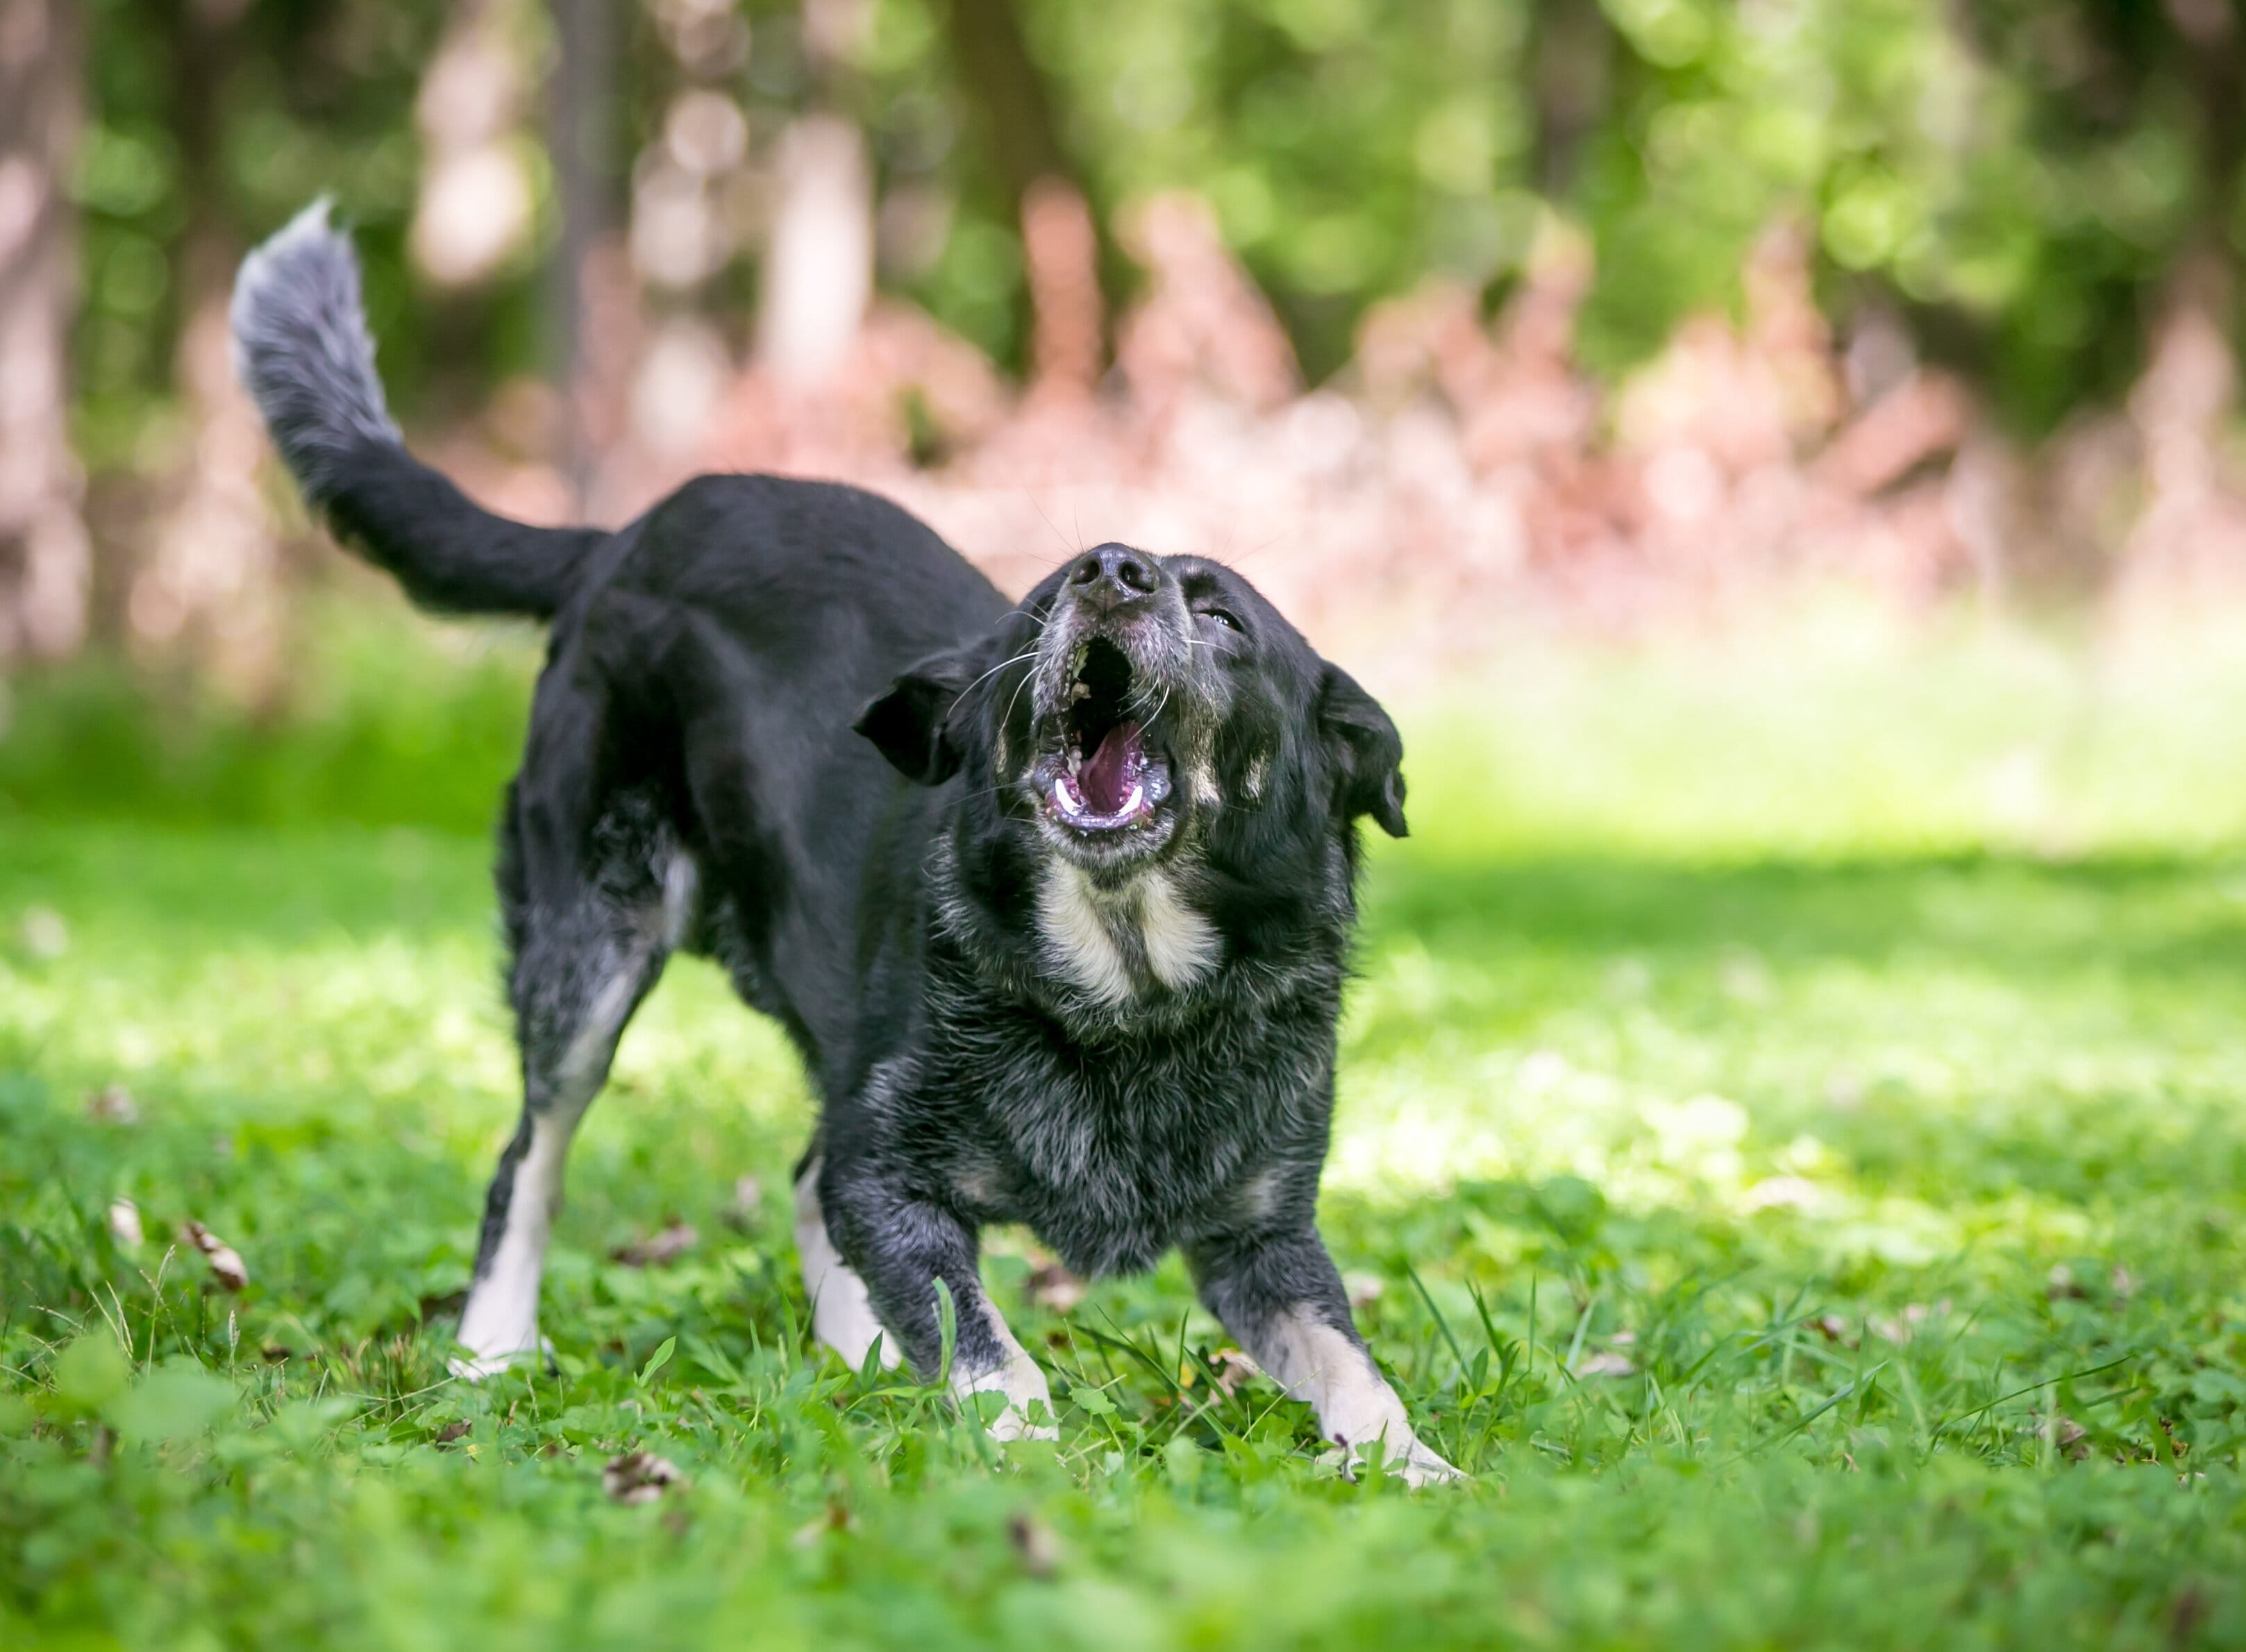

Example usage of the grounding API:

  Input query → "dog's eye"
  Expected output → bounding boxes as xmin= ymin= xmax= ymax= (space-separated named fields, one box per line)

xmin=1198 ymin=607 xmax=1243 ymax=634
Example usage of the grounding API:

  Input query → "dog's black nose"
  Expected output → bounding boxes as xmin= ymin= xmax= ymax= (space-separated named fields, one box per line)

xmin=1069 ymin=544 xmax=1158 ymax=607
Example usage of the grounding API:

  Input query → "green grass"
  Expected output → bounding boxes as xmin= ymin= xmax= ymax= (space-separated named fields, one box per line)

xmin=6 ymin=610 xmax=2246 ymax=1648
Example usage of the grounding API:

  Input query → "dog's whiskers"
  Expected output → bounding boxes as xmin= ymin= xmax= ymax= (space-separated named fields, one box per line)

xmin=1003 ymin=659 xmax=1041 ymax=734
xmin=959 ymin=649 xmax=1042 ymax=700
xmin=1128 ymin=682 xmax=1171 ymax=730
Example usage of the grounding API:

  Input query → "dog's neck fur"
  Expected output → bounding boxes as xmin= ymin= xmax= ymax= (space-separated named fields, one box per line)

xmin=924 ymin=818 xmax=1357 ymax=1041
xmin=1033 ymin=859 xmax=1222 ymax=1007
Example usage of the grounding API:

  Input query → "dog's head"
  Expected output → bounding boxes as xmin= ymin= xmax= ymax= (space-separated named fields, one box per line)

xmin=857 ymin=545 xmax=1405 ymax=889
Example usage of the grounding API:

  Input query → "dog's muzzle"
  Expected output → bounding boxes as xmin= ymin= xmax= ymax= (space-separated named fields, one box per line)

xmin=1033 ymin=634 xmax=1174 ymax=832
xmin=1026 ymin=548 xmax=1191 ymax=859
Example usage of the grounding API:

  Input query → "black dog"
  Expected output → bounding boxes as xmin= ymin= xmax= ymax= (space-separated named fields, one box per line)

xmin=232 ymin=203 xmax=1457 ymax=1483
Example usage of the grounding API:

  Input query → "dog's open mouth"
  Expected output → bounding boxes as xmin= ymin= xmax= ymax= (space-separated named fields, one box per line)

xmin=1040 ymin=637 xmax=1172 ymax=835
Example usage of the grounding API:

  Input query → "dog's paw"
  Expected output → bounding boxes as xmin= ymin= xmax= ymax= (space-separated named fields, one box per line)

xmin=954 ymin=1369 xmax=1060 ymax=1443
xmin=953 ymin=1350 xmax=1058 ymax=1443
xmin=447 ymin=1336 xmax=554 ymax=1383
xmin=1394 ymin=1439 xmax=1465 ymax=1488
xmin=984 ymin=1399 xmax=1061 ymax=1444
xmin=1323 ymin=1433 xmax=1466 ymax=1489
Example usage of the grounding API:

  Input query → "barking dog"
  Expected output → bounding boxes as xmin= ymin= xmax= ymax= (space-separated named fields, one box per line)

xmin=232 ymin=203 xmax=1457 ymax=1485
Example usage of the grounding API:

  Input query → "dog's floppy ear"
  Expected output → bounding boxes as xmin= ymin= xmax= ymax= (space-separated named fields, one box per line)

xmin=1318 ymin=663 xmax=1407 ymax=838
xmin=856 ymin=647 xmax=980 ymax=784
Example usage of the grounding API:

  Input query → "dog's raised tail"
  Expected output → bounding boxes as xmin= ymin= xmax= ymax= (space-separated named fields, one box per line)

xmin=231 ymin=200 xmax=603 ymax=620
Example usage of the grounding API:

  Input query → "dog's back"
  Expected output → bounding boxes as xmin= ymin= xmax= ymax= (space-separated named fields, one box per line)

xmin=234 ymin=203 xmax=1010 ymax=1076
xmin=562 ymin=475 xmax=1009 ymax=1082
xmin=233 ymin=201 xmax=1021 ymax=1118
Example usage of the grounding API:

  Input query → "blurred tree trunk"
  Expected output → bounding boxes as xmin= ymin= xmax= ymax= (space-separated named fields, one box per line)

xmin=757 ymin=0 xmax=873 ymax=391
xmin=0 ymin=0 xmax=91 ymax=663
xmin=756 ymin=113 xmax=873 ymax=390
xmin=943 ymin=0 xmax=1109 ymax=368
xmin=548 ymin=0 xmax=619 ymax=509
xmin=2170 ymin=0 xmax=2243 ymax=307
xmin=1022 ymin=176 xmax=1101 ymax=403
xmin=410 ymin=0 xmax=535 ymax=290
xmin=944 ymin=0 xmax=1071 ymax=223
xmin=127 ymin=0 xmax=280 ymax=702
xmin=1528 ymin=0 xmax=1612 ymax=197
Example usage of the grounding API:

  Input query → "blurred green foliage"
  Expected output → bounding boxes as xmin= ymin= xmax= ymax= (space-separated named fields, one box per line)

xmin=65 ymin=0 xmax=2246 ymax=459
xmin=73 ymin=0 xmax=449 ymax=468
xmin=0 ymin=602 xmax=539 ymax=832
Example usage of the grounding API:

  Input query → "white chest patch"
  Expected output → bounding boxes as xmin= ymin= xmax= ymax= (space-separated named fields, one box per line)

xmin=1138 ymin=868 xmax=1221 ymax=989
xmin=1036 ymin=863 xmax=1221 ymax=1004
xmin=1037 ymin=865 xmax=1136 ymax=1005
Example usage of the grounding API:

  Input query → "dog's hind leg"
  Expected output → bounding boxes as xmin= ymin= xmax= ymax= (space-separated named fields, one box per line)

xmin=453 ymin=782 xmax=686 ymax=1380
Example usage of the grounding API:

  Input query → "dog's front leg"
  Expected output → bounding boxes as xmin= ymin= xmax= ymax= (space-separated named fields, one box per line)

xmin=1189 ymin=1226 xmax=1460 ymax=1487
xmin=819 ymin=1172 xmax=1055 ymax=1442
xmin=793 ymin=1158 xmax=901 ymax=1373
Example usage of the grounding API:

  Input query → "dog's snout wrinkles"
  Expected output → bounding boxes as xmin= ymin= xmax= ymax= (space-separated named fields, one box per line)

xmin=1070 ymin=544 xmax=1158 ymax=607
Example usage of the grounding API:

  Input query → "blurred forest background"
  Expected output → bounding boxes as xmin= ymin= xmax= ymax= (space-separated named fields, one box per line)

xmin=3 ymin=0 xmax=2246 ymax=709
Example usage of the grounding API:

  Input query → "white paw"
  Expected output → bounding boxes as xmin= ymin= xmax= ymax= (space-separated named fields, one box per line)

xmin=1394 ymin=1438 xmax=1465 ymax=1488
xmin=983 ymin=1399 xmax=1060 ymax=1444
xmin=955 ymin=1360 xmax=1058 ymax=1442
xmin=447 ymin=1335 xmax=553 ymax=1382
xmin=1327 ymin=1432 xmax=1464 ymax=1488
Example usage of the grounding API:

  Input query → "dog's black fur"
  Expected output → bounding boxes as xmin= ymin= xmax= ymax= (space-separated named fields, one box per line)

xmin=233 ymin=204 xmax=1448 ymax=1472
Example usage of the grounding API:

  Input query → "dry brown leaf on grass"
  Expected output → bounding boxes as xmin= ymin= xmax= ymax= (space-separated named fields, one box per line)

xmin=108 ymin=1198 xmax=143 ymax=1247
xmin=86 ymin=1085 xmax=139 ymax=1124
xmin=603 ymin=1449 xmax=685 ymax=1505
xmin=181 ymin=1221 xmax=247 ymax=1290
xmin=1007 ymin=1512 xmax=1061 ymax=1579
xmin=1870 ymin=1301 xmax=1947 ymax=1345
xmin=611 ymin=1219 xmax=698 ymax=1268
xmin=1024 ymin=1258 xmax=1085 ymax=1314
xmin=1575 ymin=1351 xmax=1637 ymax=1378
xmin=2031 ymin=1413 xmax=2091 ymax=1460
xmin=1210 ymin=1347 xmax=1262 ymax=1397
xmin=2171 ymin=1588 xmax=2211 ymax=1647
xmin=724 ymin=1175 xmax=763 ymax=1230
xmin=789 ymin=1501 xmax=853 ymax=1547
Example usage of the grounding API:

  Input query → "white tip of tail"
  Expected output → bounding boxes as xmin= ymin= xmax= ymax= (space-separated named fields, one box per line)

xmin=230 ymin=197 xmax=401 ymax=499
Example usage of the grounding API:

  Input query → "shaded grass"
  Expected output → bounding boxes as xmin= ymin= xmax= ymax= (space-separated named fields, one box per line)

xmin=6 ymin=617 xmax=2246 ymax=1646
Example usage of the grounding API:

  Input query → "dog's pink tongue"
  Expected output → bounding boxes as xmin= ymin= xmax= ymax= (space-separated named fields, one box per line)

xmin=1080 ymin=722 xmax=1141 ymax=815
